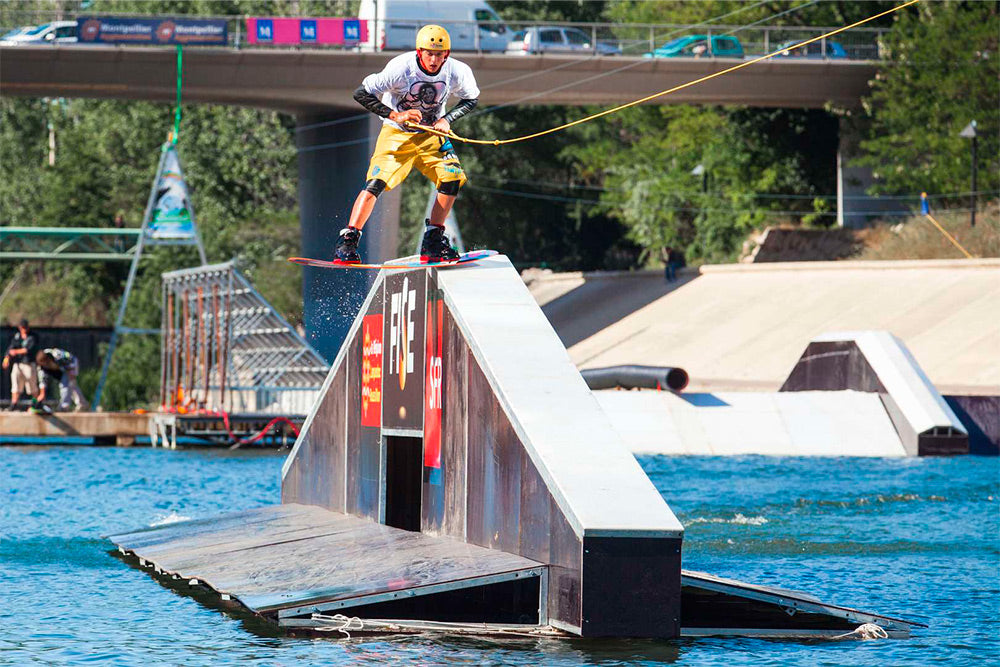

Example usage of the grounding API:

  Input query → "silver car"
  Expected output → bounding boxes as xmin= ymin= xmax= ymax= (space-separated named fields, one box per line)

xmin=505 ymin=26 xmax=620 ymax=55
xmin=2 ymin=21 xmax=77 ymax=45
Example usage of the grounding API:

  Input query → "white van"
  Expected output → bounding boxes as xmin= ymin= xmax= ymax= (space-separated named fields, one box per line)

xmin=358 ymin=0 xmax=508 ymax=52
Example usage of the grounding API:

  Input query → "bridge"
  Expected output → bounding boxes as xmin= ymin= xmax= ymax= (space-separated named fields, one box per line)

xmin=0 ymin=45 xmax=876 ymax=111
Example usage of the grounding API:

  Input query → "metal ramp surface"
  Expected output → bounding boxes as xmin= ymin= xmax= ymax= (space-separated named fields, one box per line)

xmin=108 ymin=504 xmax=545 ymax=621
xmin=680 ymin=570 xmax=924 ymax=638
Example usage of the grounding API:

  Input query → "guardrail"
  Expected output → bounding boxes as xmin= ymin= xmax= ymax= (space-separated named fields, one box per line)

xmin=0 ymin=10 xmax=888 ymax=60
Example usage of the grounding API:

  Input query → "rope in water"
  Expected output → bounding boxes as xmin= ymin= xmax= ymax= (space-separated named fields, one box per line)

xmin=833 ymin=622 xmax=890 ymax=640
xmin=411 ymin=0 xmax=921 ymax=146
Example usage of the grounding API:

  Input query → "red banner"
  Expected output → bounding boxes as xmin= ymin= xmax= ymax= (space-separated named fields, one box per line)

xmin=423 ymin=289 xmax=444 ymax=482
xmin=361 ymin=314 xmax=383 ymax=428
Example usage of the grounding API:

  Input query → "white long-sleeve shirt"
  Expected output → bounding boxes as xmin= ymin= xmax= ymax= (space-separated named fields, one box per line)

xmin=363 ymin=52 xmax=480 ymax=131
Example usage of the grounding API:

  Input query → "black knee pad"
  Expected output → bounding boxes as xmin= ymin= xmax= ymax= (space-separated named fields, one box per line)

xmin=364 ymin=179 xmax=387 ymax=197
xmin=437 ymin=180 xmax=461 ymax=196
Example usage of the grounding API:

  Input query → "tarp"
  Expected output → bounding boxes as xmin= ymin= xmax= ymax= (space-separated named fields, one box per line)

xmin=147 ymin=146 xmax=196 ymax=241
xmin=245 ymin=18 xmax=365 ymax=46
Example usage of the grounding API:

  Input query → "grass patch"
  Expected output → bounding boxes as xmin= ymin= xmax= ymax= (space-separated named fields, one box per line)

xmin=856 ymin=202 xmax=1000 ymax=260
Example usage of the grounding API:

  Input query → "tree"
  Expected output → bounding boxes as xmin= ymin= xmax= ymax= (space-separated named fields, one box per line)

xmin=857 ymin=1 xmax=999 ymax=201
xmin=564 ymin=103 xmax=838 ymax=262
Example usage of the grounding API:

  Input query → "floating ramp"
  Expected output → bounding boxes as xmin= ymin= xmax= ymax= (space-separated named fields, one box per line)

xmin=108 ymin=503 xmax=920 ymax=638
xmin=109 ymin=254 xmax=921 ymax=639
xmin=109 ymin=504 xmax=546 ymax=624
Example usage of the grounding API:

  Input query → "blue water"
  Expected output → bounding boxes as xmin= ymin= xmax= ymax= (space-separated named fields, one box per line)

xmin=2 ymin=447 xmax=997 ymax=665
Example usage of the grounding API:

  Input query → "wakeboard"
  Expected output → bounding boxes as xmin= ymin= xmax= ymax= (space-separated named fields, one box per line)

xmin=289 ymin=249 xmax=498 ymax=270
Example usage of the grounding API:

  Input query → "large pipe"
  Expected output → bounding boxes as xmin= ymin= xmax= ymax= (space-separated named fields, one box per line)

xmin=582 ymin=365 xmax=689 ymax=392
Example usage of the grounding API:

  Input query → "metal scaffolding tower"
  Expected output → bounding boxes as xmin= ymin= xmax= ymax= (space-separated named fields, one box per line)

xmin=161 ymin=262 xmax=328 ymax=415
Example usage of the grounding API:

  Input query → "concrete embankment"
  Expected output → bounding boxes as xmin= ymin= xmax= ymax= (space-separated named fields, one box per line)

xmin=527 ymin=259 xmax=1000 ymax=395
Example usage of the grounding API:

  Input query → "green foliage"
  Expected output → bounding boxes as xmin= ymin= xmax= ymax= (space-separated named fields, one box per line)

xmin=0 ymin=94 xmax=300 ymax=410
xmin=564 ymin=105 xmax=837 ymax=262
xmin=857 ymin=1 xmax=999 ymax=200
xmin=454 ymin=106 xmax=637 ymax=270
xmin=605 ymin=1 xmax=899 ymax=28
xmin=491 ymin=0 xmax=607 ymax=23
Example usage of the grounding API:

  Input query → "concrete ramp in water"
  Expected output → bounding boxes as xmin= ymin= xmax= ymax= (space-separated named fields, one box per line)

xmin=534 ymin=259 xmax=1000 ymax=394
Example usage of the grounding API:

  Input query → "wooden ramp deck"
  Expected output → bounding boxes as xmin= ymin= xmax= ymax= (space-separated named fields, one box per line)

xmin=108 ymin=504 xmax=546 ymax=623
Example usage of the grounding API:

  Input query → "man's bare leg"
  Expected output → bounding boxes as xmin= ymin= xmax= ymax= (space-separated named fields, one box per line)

xmin=428 ymin=192 xmax=456 ymax=227
xmin=347 ymin=191 xmax=378 ymax=230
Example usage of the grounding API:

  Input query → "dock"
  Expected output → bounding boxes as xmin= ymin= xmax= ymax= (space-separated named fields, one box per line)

xmin=0 ymin=411 xmax=301 ymax=448
xmin=0 ymin=412 xmax=148 ymax=445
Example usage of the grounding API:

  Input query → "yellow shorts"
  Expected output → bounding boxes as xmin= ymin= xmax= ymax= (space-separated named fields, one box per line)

xmin=366 ymin=124 xmax=467 ymax=192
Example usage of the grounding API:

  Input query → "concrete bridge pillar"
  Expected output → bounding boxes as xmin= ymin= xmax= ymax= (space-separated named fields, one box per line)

xmin=837 ymin=116 xmax=909 ymax=229
xmin=296 ymin=111 xmax=401 ymax=361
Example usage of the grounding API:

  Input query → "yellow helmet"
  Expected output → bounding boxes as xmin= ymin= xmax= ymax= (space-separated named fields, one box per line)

xmin=416 ymin=24 xmax=450 ymax=51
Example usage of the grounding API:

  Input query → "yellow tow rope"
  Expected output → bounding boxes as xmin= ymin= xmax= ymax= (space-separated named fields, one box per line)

xmin=412 ymin=0 xmax=921 ymax=145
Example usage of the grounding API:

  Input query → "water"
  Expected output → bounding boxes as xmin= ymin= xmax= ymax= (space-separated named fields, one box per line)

xmin=2 ymin=446 xmax=997 ymax=665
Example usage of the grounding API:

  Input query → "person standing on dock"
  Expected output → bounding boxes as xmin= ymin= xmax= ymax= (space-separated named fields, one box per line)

xmin=35 ymin=348 xmax=89 ymax=412
xmin=2 ymin=319 xmax=39 ymax=411
xmin=333 ymin=24 xmax=480 ymax=265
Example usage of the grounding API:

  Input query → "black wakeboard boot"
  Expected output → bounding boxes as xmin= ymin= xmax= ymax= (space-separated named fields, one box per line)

xmin=333 ymin=227 xmax=362 ymax=264
xmin=420 ymin=222 xmax=460 ymax=263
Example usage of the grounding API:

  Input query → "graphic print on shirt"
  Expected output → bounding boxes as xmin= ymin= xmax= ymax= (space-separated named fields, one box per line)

xmin=397 ymin=81 xmax=447 ymax=126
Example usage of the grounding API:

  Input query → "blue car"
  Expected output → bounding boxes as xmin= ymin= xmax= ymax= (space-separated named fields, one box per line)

xmin=775 ymin=39 xmax=847 ymax=59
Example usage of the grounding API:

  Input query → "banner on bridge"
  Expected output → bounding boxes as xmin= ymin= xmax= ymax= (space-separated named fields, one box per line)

xmin=245 ymin=18 xmax=365 ymax=46
xmin=77 ymin=16 xmax=228 ymax=46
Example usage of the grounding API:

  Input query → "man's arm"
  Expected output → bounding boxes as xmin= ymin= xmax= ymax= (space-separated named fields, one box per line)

xmin=443 ymin=98 xmax=478 ymax=125
xmin=353 ymin=86 xmax=393 ymax=118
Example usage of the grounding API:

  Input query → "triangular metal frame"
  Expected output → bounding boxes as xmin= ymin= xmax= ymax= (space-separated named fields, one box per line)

xmin=93 ymin=141 xmax=207 ymax=409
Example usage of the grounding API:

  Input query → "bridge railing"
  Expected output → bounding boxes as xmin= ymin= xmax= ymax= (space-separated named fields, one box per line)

xmin=0 ymin=10 xmax=888 ymax=61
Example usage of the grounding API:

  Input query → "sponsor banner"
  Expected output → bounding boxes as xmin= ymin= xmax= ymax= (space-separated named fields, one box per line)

xmin=423 ymin=277 xmax=444 ymax=485
xmin=147 ymin=146 xmax=197 ymax=241
xmin=382 ymin=271 xmax=425 ymax=430
xmin=245 ymin=17 xmax=366 ymax=45
xmin=77 ymin=16 xmax=228 ymax=46
xmin=361 ymin=314 xmax=383 ymax=428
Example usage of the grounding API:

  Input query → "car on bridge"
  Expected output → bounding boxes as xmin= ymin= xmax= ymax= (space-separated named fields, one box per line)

xmin=0 ymin=26 xmax=36 ymax=43
xmin=0 ymin=21 xmax=77 ymax=45
xmin=505 ymin=26 xmax=621 ymax=56
xmin=359 ymin=0 xmax=510 ymax=52
xmin=644 ymin=34 xmax=743 ymax=59
xmin=776 ymin=39 xmax=848 ymax=59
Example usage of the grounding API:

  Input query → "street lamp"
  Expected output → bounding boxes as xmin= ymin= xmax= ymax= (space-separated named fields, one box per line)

xmin=959 ymin=120 xmax=977 ymax=227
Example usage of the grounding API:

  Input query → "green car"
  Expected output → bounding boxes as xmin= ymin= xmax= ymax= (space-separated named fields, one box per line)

xmin=644 ymin=34 xmax=744 ymax=59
